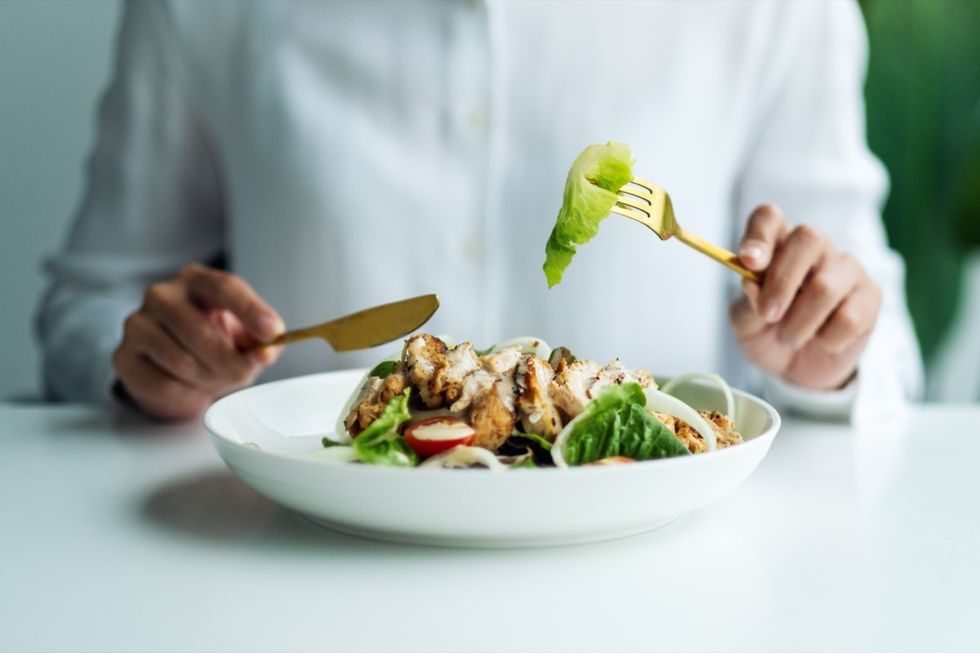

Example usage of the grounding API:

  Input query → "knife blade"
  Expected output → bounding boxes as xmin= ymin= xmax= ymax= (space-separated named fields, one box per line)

xmin=253 ymin=293 xmax=440 ymax=351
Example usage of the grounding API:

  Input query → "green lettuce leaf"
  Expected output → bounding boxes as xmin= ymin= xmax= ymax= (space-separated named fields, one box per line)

xmin=350 ymin=389 xmax=418 ymax=467
xmin=560 ymin=383 xmax=689 ymax=466
xmin=543 ymin=142 xmax=634 ymax=287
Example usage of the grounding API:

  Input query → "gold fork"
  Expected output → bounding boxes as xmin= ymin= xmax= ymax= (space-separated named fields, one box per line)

xmin=611 ymin=178 xmax=761 ymax=282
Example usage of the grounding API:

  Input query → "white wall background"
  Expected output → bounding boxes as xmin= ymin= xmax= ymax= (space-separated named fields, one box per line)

xmin=0 ymin=0 xmax=118 ymax=399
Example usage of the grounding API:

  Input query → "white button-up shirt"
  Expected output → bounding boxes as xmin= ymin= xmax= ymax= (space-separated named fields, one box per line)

xmin=37 ymin=0 xmax=922 ymax=423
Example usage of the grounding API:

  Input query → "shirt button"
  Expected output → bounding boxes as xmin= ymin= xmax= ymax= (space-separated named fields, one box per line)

xmin=464 ymin=238 xmax=483 ymax=260
xmin=468 ymin=109 xmax=487 ymax=127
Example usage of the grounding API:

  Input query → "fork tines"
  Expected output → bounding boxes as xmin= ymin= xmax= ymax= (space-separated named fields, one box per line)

xmin=615 ymin=178 xmax=655 ymax=218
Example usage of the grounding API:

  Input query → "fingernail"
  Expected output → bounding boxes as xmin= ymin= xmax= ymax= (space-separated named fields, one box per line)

xmin=741 ymin=245 xmax=763 ymax=265
xmin=255 ymin=315 xmax=283 ymax=341
xmin=762 ymin=299 xmax=780 ymax=323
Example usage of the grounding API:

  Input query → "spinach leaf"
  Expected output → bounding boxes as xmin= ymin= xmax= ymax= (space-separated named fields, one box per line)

xmin=561 ymin=384 xmax=689 ymax=465
xmin=509 ymin=456 xmax=537 ymax=469
xmin=351 ymin=389 xmax=418 ymax=467
xmin=510 ymin=431 xmax=553 ymax=451
xmin=369 ymin=360 xmax=398 ymax=379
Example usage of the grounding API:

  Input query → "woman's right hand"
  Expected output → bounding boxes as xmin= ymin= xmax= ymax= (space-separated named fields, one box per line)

xmin=112 ymin=264 xmax=285 ymax=420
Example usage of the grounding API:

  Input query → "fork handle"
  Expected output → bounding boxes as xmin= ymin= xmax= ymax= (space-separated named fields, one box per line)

xmin=674 ymin=227 xmax=762 ymax=283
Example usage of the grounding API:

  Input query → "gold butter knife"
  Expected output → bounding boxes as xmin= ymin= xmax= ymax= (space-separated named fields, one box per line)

xmin=250 ymin=293 xmax=439 ymax=351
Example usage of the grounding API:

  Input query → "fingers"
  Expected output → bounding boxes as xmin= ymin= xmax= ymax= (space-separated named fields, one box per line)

xmin=732 ymin=210 xmax=884 ymax=390
xmin=816 ymin=282 xmax=882 ymax=353
xmin=122 ymin=312 xmax=210 ymax=388
xmin=181 ymin=264 xmax=283 ymax=341
xmin=777 ymin=253 xmax=862 ymax=348
xmin=729 ymin=281 xmax=768 ymax=338
xmin=142 ymin=282 xmax=257 ymax=383
xmin=112 ymin=348 xmax=212 ymax=421
xmin=213 ymin=309 xmax=285 ymax=366
xmin=113 ymin=265 xmax=284 ymax=420
xmin=739 ymin=205 xmax=790 ymax=271
xmin=758 ymin=224 xmax=827 ymax=323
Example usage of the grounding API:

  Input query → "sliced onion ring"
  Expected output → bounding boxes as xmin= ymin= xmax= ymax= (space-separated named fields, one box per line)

xmin=419 ymin=445 xmax=506 ymax=470
xmin=550 ymin=411 xmax=584 ymax=468
xmin=660 ymin=372 xmax=736 ymax=424
xmin=644 ymin=387 xmax=717 ymax=452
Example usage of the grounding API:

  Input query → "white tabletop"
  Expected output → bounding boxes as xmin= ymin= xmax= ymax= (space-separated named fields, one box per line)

xmin=2 ymin=402 xmax=979 ymax=652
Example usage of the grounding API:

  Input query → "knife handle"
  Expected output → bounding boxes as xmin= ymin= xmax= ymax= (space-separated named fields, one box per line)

xmin=247 ymin=323 xmax=333 ymax=350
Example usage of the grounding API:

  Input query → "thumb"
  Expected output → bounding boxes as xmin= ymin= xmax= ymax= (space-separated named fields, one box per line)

xmin=212 ymin=309 xmax=284 ymax=365
xmin=729 ymin=283 xmax=768 ymax=338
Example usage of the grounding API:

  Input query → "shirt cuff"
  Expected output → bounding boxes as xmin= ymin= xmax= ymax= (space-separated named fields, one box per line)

xmin=761 ymin=372 xmax=858 ymax=421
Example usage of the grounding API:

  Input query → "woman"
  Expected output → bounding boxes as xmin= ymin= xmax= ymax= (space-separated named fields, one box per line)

xmin=37 ymin=0 xmax=921 ymax=423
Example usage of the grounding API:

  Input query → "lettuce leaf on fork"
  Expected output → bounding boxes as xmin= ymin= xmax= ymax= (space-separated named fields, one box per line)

xmin=543 ymin=142 xmax=635 ymax=287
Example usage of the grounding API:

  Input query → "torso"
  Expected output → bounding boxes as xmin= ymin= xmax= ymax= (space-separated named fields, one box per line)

xmin=169 ymin=0 xmax=773 ymax=380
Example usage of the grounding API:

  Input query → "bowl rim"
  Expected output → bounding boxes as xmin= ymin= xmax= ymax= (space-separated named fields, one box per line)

xmin=204 ymin=369 xmax=781 ymax=479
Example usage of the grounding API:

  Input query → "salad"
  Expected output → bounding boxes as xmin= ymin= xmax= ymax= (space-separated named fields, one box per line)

xmin=318 ymin=334 xmax=742 ymax=469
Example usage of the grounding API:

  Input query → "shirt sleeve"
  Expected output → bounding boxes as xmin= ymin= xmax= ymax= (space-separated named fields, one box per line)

xmin=35 ymin=0 xmax=225 ymax=404
xmin=733 ymin=0 xmax=923 ymax=424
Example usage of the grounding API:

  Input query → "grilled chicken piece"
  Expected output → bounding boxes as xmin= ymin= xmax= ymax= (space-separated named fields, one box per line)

xmin=482 ymin=346 xmax=523 ymax=376
xmin=379 ymin=372 xmax=408 ymax=403
xmin=589 ymin=360 xmax=655 ymax=398
xmin=549 ymin=359 xmax=602 ymax=418
xmin=703 ymin=411 xmax=742 ymax=448
xmin=402 ymin=334 xmax=448 ymax=408
xmin=482 ymin=346 xmax=522 ymax=412
xmin=515 ymin=355 xmax=563 ymax=440
xmin=588 ymin=359 xmax=626 ymax=398
xmin=344 ymin=372 xmax=409 ymax=436
xmin=447 ymin=346 xmax=522 ymax=414
xmin=344 ymin=376 xmax=383 ymax=433
xmin=619 ymin=366 xmax=654 ymax=390
xmin=672 ymin=410 xmax=743 ymax=453
xmin=432 ymin=342 xmax=482 ymax=404
xmin=449 ymin=369 xmax=495 ymax=413
xmin=469 ymin=384 xmax=515 ymax=451
xmin=551 ymin=359 xmax=655 ymax=419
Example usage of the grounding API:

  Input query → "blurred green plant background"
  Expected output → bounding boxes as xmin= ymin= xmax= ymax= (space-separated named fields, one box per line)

xmin=861 ymin=0 xmax=980 ymax=362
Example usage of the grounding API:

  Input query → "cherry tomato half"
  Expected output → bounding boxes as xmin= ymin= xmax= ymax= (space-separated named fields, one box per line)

xmin=404 ymin=417 xmax=476 ymax=458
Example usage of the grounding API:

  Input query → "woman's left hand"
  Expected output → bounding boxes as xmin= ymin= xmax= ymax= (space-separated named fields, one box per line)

xmin=730 ymin=204 xmax=882 ymax=390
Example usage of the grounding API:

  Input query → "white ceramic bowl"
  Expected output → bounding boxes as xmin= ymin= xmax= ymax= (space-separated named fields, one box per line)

xmin=205 ymin=370 xmax=780 ymax=547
